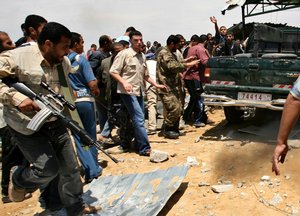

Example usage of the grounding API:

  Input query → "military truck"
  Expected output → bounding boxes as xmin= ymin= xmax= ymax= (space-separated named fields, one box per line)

xmin=203 ymin=23 xmax=300 ymax=123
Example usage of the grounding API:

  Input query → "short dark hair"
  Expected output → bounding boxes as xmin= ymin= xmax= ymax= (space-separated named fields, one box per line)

xmin=129 ymin=30 xmax=142 ymax=39
xmin=119 ymin=40 xmax=129 ymax=47
xmin=112 ymin=42 xmax=124 ymax=49
xmin=126 ymin=26 xmax=136 ymax=33
xmin=166 ymin=35 xmax=180 ymax=46
xmin=37 ymin=22 xmax=71 ymax=45
xmin=176 ymin=34 xmax=184 ymax=40
xmin=190 ymin=34 xmax=200 ymax=42
xmin=199 ymin=34 xmax=208 ymax=43
xmin=70 ymin=32 xmax=81 ymax=48
xmin=99 ymin=35 xmax=111 ymax=47
xmin=24 ymin=14 xmax=47 ymax=35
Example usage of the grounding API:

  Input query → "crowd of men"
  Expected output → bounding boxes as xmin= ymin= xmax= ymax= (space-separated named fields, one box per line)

xmin=0 ymin=14 xmax=297 ymax=216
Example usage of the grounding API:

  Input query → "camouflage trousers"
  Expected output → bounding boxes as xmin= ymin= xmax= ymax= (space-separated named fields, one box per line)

xmin=159 ymin=91 xmax=182 ymax=128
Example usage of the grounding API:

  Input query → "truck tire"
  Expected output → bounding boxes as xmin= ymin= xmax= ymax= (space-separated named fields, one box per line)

xmin=223 ymin=107 xmax=244 ymax=123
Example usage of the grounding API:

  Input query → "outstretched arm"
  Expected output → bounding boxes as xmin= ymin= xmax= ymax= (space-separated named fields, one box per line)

xmin=272 ymin=94 xmax=300 ymax=175
xmin=210 ymin=16 xmax=219 ymax=35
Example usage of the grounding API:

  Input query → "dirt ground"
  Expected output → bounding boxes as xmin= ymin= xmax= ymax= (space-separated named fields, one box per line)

xmin=1 ymin=108 xmax=300 ymax=216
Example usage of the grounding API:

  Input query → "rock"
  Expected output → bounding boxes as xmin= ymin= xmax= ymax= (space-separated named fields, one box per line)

xmin=117 ymin=158 xmax=125 ymax=163
xmin=237 ymin=182 xmax=243 ymax=188
xmin=150 ymin=150 xmax=169 ymax=163
xmin=220 ymin=135 xmax=231 ymax=141
xmin=198 ymin=182 xmax=210 ymax=187
xmin=221 ymin=180 xmax=232 ymax=185
xmin=288 ymin=140 xmax=300 ymax=149
xmin=285 ymin=174 xmax=291 ymax=180
xmin=170 ymin=153 xmax=177 ymax=157
xmin=204 ymin=204 xmax=213 ymax=209
xmin=225 ymin=142 xmax=234 ymax=147
xmin=269 ymin=194 xmax=283 ymax=206
xmin=211 ymin=184 xmax=234 ymax=193
xmin=218 ymin=176 xmax=231 ymax=184
xmin=241 ymin=140 xmax=250 ymax=145
xmin=186 ymin=156 xmax=199 ymax=166
xmin=291 ymin=207 xmax=299 ymax=215
xmin=195 ymin=136 xmax=201 ymax=143
xmin=261 ymin=175 xmax=270 ymax=181
xmin=201 ymin=168 xmax=211 ymax=173
xmin=240 ymin=192 xmax=247 ymax=198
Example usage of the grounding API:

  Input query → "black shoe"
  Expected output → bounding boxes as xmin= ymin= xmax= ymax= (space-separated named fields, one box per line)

xmin=177 ymin=131 xmax=186 ymax=136
xmin=164 ymin=131 xmax=179 ymax=139
xmin=147 ymin=130 xmax=156 ymax=135
xmin=2 ymin=196 xmax=12 ymax=203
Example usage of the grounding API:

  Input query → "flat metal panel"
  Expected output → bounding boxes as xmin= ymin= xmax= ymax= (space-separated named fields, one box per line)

xmin=82 ymin=165 xmax=189 ymax=216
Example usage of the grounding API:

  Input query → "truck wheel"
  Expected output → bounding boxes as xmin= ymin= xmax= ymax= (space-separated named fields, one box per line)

xmin=224 ymin=107 xmax=244 ymax=123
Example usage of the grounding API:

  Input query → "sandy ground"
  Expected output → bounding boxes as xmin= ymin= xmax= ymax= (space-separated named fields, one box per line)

xmin=1 ymin=108 xmax=300 ymax=216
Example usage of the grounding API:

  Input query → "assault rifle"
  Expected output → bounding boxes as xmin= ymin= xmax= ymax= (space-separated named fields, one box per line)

xmin=8 ymin=81 xmax=119 ymax=163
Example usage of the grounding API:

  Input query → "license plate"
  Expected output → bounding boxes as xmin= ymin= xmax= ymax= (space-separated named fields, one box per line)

xmin=237 ymin=92 xmax=272 ymax=101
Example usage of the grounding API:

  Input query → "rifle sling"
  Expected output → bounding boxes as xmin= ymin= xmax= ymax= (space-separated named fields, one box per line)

xmin=57 ymin=64 xmax=83 ymax=128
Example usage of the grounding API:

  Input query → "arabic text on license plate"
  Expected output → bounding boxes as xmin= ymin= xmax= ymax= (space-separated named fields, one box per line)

xmin=237 ymin=92 xmax=272 ymax=101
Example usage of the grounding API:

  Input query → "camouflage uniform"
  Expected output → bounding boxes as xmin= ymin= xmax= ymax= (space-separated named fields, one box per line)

xmin=156 ymin=46 xmax=185 ymax=130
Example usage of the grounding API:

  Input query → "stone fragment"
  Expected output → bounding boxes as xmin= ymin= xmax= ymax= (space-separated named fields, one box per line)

xmin=198 ymin=182 xmax=210 ymax=187
xmin=211 ymin=184 xmax=234 ymax=193
xmin=237 ymin=182 xmax=243 ymax=188
xmin=149 ymin=150 xmax=169 ymax=163
xmin=269 ymin=194 xmax=283 ymax=206
xmin=186 ymin=156 xmax=199 ymax=166
xmin=260 ymin=175 xmax=270 ymax=181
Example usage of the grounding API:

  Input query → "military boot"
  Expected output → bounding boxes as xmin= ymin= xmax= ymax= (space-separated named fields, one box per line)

xmin=163 ymin=126 xmax=179 ymax=139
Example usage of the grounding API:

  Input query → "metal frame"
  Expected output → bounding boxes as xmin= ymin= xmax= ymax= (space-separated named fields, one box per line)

xmin=241 ymin=0 xmax=300 ymax=24
xmin=238 ymin=0 xmax=300 ymax=39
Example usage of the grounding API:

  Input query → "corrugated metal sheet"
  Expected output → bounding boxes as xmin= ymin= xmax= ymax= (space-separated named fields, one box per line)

xmin=82 ymin=165 xmax=189 ymax=216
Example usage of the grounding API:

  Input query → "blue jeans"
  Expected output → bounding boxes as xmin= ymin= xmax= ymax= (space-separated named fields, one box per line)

xmin=72 ymin=134 xmax=102 ymax=180
xmin=120 ymin=94 xmax=151 ymax=154
xmin=9 ymin=120 xmax=85 ymax=215
xmin=100 ymin=120 xmax=112 ymax=138
xmin=74 ymin=101 xmax=102 ymax=179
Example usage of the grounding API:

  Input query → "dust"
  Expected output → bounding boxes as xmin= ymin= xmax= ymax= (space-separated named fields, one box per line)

xmin=212 ymin=142 xmax=275 ymax=182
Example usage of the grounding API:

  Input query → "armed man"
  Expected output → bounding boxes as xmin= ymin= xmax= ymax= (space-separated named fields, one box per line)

xmin=156 ymin=35 xmax=200 ymax=139
xmin=0 ymin=22 xmax=99 ymax=215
